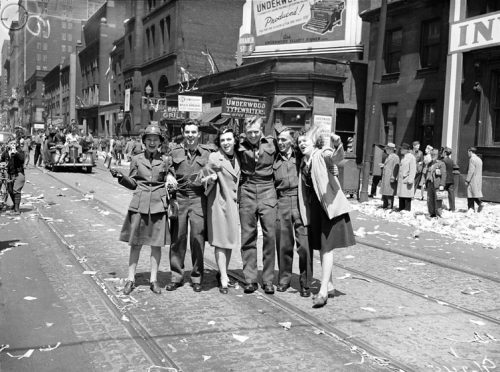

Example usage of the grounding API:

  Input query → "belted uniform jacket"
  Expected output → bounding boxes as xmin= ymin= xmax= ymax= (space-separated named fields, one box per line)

xmin=118 ymin=151 xmax=170 ymax=214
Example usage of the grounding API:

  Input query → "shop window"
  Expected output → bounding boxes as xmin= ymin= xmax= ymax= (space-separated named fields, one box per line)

xmin=467 ymin=0 xmax=500 ymax=17
xmin=336 ymin=109 xmax=356 ymax=153
xmin=420 ymin=19 xmax=441 ymax=68
xmin=382 ymin=103 xmax=397 ymax=144
xmin=491 ymin=70 xmax=500 ymax=143
xmin=416 ymin=100 xmax=436 ymax=147
xmin=385 ymin=28 xmax=402 ymax=73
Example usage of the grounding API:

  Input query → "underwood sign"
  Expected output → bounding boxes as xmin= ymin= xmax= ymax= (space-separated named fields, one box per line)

xmin=449 ymin=10 xmax=500 ymax=53
xmin=222 ymin=97 xmax=267 ymax=118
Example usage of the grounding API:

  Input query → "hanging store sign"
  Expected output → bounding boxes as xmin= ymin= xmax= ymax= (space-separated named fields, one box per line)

xmin=222 ymin=97 xmax=267 ymax=118
xmin=163 ymin=106 xmax=187 ymax=120
xmin=124 ymin=88 xmax=131 ymax=112
xmin=142 ymin=97 xmax=167 ymax=112
xmin=178 ymin=95 xmax=202 ymax=112
xmin=449 ymin=11 xmax=500 ymax=53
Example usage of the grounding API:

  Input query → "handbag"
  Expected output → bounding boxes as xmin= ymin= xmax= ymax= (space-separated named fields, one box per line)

xmin=436 ymin=190 xmax=448 ymax=200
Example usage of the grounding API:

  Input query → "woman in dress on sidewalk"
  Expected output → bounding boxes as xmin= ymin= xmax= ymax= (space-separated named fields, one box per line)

xmin=297 ymin=128 xmax=356 ymax=308
xmin=110 ymin=124 xmax=171 ymax=295
xmin=202 ymin=127 xmax=240 ymax=294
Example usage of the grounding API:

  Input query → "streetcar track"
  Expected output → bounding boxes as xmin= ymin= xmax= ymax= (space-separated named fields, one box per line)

xmin=33 ymin=204 xmax=182 ymax=371
xmin=30 ymin=167 xmax=500 ymax=371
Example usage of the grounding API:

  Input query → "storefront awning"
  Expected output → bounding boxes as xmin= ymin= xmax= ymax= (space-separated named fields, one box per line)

xmin=199 ymin=106 xmax=222 ymax=124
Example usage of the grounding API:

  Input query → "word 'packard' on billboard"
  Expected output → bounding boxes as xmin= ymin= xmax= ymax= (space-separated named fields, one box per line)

xmin=222 ymin=97 xmax=268 ymax=118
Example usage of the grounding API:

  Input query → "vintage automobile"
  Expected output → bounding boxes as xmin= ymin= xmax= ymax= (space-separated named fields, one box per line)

xmin=0 ymin=131 xmax=15 ymax=152
xmin=44 ymin=140 xmax=96 ymax=173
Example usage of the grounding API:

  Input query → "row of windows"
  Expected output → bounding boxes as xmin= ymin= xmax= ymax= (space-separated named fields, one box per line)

xmin=144 ymin=16 xmax=171 ymax=61
xmin=61 ymin=33 xmax=73 ymax=41
xmin=382 ymin=101 xmax=437 ymax=147
xmin=61 ymin=21 xmax=74 ymax=29
xmin=385 ymin=18 xmax=441 ymax=74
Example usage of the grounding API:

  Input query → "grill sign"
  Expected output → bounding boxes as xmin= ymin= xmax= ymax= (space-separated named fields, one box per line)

xmin=222 ymin=97 xmax=267 ymax=118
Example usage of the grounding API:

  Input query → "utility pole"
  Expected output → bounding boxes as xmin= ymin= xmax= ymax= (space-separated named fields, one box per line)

xmin=359 ymin=0 xmax=388 ymax=202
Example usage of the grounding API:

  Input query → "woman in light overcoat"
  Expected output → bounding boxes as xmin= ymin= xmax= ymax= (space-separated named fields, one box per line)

xmin=380 ymin=143 xmax=399 ymax=209
xmin=203 ymin=128 xmax=240 ymax=294
xmin=297 ymin=128 xmax=355 ymax=308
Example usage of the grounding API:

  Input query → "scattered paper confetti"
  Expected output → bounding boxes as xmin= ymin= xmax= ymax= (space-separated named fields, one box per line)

xmin=345 ymin=255 xmax=355 ymax=259
xmin=82 ymin=271 xmax=97 ymax=275
xmin=461 ymin=288 xmax=483 ymax=295
xmin=10 ymin=242 xmax=28 ymax=247
xmin=449 ymin=347 xmax=460 ymax=358
xmin=360 ymin=307 xmax=377 ymax=312
xmin=313 ymin=328 xmax=325 ymax=335
xmin=279 ymin=322 xmax=292 ymax=330
xmin=409 ymin=262 xmax=426 ymax=266
xmin=39 ymin=342 xmax=61 ymax=352
xmin=7 ymin=349 xmax=34 ymax=359
xmin=202 ymin=355 xmax=211 ymax=362
xmin=45 ymin=322 xmax=54 ymax=328
xmin=207 ymin=321 xmax=216 ymax=326
xmin=121 ymin=315 xmax=130 ymax=322
xmin=232 ymin=334 xmax=249 ymax=343
xmin=336 ymin=273 xmax=351 ymax=280
xmin=0 ymin=344 xmax=9 ymax=353
xmin=63 ymin=234 xmax=75 ymax=238
xmin=394 ymin=267 xmax=407 ymax=271
xmin=469 ymin=319 xmax=486 ymax=326
xmin=23 ymin=296 xmax=37 ymax=301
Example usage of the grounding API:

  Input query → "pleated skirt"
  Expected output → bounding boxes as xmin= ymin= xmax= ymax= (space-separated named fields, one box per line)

xmin=308 ymin=192 xmax=356 ymax=251
xmin=119 ymin=211 xmax=170 ymax=246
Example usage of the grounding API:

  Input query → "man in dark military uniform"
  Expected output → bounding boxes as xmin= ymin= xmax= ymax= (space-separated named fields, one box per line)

xmin=274 ymin=128 xmax=312 ymax=297
xmin=166 ymin=120 xmax=213 ymax=292
xmin=238 ymin=116 xmax=278 ymax=294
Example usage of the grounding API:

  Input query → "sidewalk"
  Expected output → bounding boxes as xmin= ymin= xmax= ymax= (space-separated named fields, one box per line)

xmin=349 ymin=195 xmax=500 ymax=278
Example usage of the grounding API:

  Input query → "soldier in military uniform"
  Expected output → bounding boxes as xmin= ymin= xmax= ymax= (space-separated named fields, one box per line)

xmin=165 ymin=120 xmax=214 ymax=292
xmin=0 ymin=139 xmax=25 ymax=214
xmin=274 ymin=128 xmax=312 ymax=297
xmin=110 ymin=124 xmax=171 ymax=295
xmin=238 ymin=116 xmax=278 ymax=294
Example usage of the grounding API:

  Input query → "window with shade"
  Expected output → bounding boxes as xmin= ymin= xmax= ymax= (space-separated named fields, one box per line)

xmin=420 ymin=19 xmax=441 ymax=68
xmin=416 ymin=100 xmax=437 ymax=147
xmin=382 ymin=103 xmax=397 ymax=144
xmin=385 ymin=28 xmax=402 ymax=73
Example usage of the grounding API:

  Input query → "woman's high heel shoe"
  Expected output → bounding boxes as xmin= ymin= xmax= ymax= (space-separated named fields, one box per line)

xmin=216 ymin=272 xmax=229 ymax=294
xmin=150 ymin=281 xmax=161 ymax=294
xmin=312 ymin=294 xmax=328 ymax=308
xmin=123 ymin=280 xmax=134 ymax=295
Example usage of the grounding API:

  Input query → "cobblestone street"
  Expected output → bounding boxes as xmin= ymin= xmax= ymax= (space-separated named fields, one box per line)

xmin=1 ymin=164 xmax=499 ymax=371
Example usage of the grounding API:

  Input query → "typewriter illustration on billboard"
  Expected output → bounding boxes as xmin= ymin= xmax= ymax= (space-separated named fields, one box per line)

xmin=302 ymin=0 xmax=345 ymax=35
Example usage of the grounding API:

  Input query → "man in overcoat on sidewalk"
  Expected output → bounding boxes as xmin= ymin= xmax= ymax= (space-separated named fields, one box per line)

xmin=397 ymin=143 xmax=417 ymax=211
xmin=380 ymin=142 xmax=399 ymax=210
xmin=465 ymin=147 xmax=483 ymax=212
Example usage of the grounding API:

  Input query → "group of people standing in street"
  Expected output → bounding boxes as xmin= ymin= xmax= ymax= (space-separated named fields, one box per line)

xmin=376 ymin=140 xmax=484 ymax=216
xmin=110 ymin=117 xmax=355 ymax=308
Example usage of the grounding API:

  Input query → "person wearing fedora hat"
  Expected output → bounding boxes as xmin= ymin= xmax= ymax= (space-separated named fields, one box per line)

xmin=379 ymin=142 xmax=399 ymax=209
xmin=397 ymin=143 xmax=417 ymax=211
xmin=442 ymin=147 xmax=457 ymax=211
xmin=109 ymin=124 xmax=171 ymax=296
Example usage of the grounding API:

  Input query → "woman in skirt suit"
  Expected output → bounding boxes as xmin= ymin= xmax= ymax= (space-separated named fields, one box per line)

xmin=110 ymin=124 xmax=171 ymax=295
xmin=297 ymin=127 xmax=355 ymax=308
xmin=202 ymin=128 xmax=240 ymax=294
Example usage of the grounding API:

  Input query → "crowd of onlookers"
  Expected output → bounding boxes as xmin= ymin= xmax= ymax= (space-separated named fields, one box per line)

xmin=371 ymin=140 xmax=484 ymax=216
